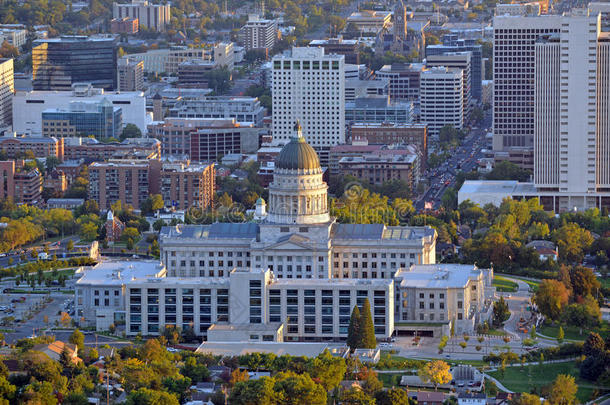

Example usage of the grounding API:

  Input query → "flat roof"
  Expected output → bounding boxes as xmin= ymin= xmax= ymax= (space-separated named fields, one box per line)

xmin=395 ymin=264 xmax=482 ymax=289
xmin=76 ymin=260 xmax=166 ymax=286
xmin=196 ymin=341 xmax=344 ymax=357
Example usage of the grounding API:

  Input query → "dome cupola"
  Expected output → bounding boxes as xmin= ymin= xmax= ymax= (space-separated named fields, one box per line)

xmin=276 ymin=121 xmax=321 ymax=171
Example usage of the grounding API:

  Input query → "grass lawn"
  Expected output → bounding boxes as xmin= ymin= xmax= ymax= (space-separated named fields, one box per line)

xmin=538 ymin=323 xmax=610 ymax=340
xmin=600 ymin=277 xmax=610 ymax=289
xmin=488 ymin=361 xmax=601 ymax=403
xmin=493 ymin=276 xmax=519 ymax=292
xmin=379 ymin=373 xmax=403 ymax=387
xmin=487 ymin=329 xmax=508 ymax=336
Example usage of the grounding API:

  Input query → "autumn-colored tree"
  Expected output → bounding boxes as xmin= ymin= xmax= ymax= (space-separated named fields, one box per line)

xmin=547 ymin=374 xmax=578 ymax=405
xmin=533 ymin=279 xmax=570 ymax=320
xmin=229 ymin=368 xmax=249 ymax=388
xmin=418 ymin=360 xmax=452 ymax=391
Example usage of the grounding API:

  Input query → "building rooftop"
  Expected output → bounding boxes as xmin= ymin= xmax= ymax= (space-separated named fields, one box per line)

xmin=75 ymin=260 xmax=167 ymax=285
xmin=331 ymin=223 xmax=435 ymax=241
xmin=351 ymin=122 xmax=427 ymax=129
xmin=339 ymin=153 xmax=418 ymax=165
xmin=196 ymin=341 xmax=346 ymax=357
xmin=394 ymin=264 xmax=483 ymax=289
xmin=459 ymin=180 xmax=537 ymax=195
xmin=0 ymin=135 xmax=60 ymax=144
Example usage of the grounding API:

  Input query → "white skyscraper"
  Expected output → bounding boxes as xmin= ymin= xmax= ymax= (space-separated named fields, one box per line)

xmin=272 ymin=47 xmax=345 ymax=164
xmin=460 ymin=9 xmax=610 ymax=211
xmin=420 ymin=66 xmax=464 ymax=137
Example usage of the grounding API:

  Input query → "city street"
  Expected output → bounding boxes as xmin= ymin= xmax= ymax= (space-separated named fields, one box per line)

xmin=415 ymin=111 xmax=492 ymax=211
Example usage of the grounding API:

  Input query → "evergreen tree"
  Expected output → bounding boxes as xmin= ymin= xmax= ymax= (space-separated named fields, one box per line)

xmin=359 ymin=298 xmax=377 ymax=349
xmin=347 ymin=306 xmax=361 ymax=349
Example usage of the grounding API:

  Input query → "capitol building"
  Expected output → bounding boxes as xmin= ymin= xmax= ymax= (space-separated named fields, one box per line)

xmin=75 ymin=124 xmax=492 ymax=342
xmin=160 ymin=122 xmax=437 ymax=280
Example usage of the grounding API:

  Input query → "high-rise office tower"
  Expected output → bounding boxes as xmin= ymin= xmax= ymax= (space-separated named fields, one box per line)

xmin=420 ymin=67 xmax=464 ymax=137
xmin=533 ymin=9 xmax=610 ymax=209
xmin=0 ymin=58 xmax=13 ymax=129
xmin=426 ymin=34 xmax=482 ymax=101
xmin=492 ymin=15 xmax=561 ymax=166
xmin=461 ymin=9 xmax=610 ymax=211
xmin=425 ymin=52 xmax=472 ymax=120
xmin=32 ymin=36 xmax=118 ymax=91
xmin=272 ymin=47 xmax=345 ymax=164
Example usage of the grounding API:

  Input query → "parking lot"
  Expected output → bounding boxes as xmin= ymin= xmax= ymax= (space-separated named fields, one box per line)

xmin=0 ymin=294 xmax=47 ymax=325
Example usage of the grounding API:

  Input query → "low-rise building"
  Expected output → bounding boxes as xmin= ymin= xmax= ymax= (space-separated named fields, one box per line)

xmin=14 ymin=83 xmax=148 ymax=135
xmin=125 ymin=43 xmax=234 ymax=74
xmin=44 ymin=169 xmax=67 ymax=194
xmin=47 ymin=198 xmax=85 ymax=209
xmin=350 ymin=123 xmax=427 ymax=166
xmin=169 ymin=96 xmax=265 ymax=127
xmin=148 ymin=117 xmax=260 ymax=161
xmin=110 ymin=17 xmax=139 ymax=34
xmin=309 ymin=38 xmax=362 ymax=64
xmin=64 ymin=137 xmax=161 ymax=162
xmin=42 ymin=99 xmax=123 ymax=140
xmin=345 ymin=97 xmax=414 ymax=125
xmin=75 ymin=260 xmax=167 ymax=331
xmin=76 ymin=260 xmax=490 ymax=338
xmin=347 ymin=10 xmax=392 ymax=33
xmin=0 ymin=134 xmax=64 ymax=160
xmin=338 ymin=149 xmax=420 ymax=191
xmin=0 ymin=28 xmax=27 ymax=49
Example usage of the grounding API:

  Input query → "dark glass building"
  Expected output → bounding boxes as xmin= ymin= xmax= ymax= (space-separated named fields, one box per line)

xmin=32 ymin=35 xmax=118 ymax=91
xmin=41 ymin=99 xmax=123 ymax=140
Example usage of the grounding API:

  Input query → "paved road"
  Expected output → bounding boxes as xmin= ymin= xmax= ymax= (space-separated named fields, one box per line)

xmin=3 ymin=293 xmax=72 ymax=343
xmin=415 ymin=111 xmax=492 ymax=211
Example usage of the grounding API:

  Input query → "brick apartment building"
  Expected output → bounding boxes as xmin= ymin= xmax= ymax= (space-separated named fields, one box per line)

xmin=0 ymin=160 xmax=43 ymax=204
xmin=161 ymin=161 xmax=215 ymax=210
xmin=350 ymin=123 xmax=427 ymax=166
xmin=89 ymin=159 xmax=161 ymax=210
xmin=0 ymin=135 xmax=64 ymax=160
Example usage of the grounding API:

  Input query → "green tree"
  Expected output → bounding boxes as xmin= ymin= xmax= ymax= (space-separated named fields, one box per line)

xmin=66 ymin=239 xmax=74 ymax=252
xmin=120 ymin=123 xmax=142 ymax=140
xmin=346 ymin=305 xmax=361 ymax=349
xmin=125 ymin=387 xmax=179 ymax=405
xmin=63 ymin=392 xmax=90 ymax=405
xmin=69 ymin=329 xmax=85 ymax=352
xmin=547 ymin=374 xmax=577 ymax=405
xmin=306 ymin=350 xmax=346 ymax=391
xmin=569 ymin=266 xmax=601 ymax=299
xmin=553 ymin=223 xmax=594 ymax=263
xmin=375 ymin=387 xmax=412 ymax=405
xmin=530 ymin=325 xmax=536 ymax=340
xmin=557 ymin=326 xmax=564 ymax=344
xmin=141 ymin=194 xmax=165 ymax=215
xmin=341 ymin=387 xmax=376 ymax=405
xmin=512 ymin=393 xmax=542 ymax=405
xmin=359 ymin=298 xmax=377 ymax=349
xmin=583 ymin=332 xmax=605 ymax=356
xmin=0 ymin=376 xmax=16 ymax=402
xmin=273 ymin=371 xmax=326 ymax=405
xmin=492 ymin=296 xmax=511 ymax=327
xmin=229 ymin=377 xmax=276 ymax=405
